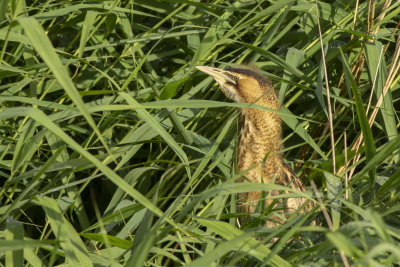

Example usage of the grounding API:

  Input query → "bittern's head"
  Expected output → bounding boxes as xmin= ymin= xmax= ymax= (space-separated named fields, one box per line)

xmin=196 ymin=66 xmax=277 ymax=107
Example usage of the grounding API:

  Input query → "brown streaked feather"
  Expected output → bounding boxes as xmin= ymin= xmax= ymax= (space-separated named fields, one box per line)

xmin=196 ymin=65 xmax=314 ymax=227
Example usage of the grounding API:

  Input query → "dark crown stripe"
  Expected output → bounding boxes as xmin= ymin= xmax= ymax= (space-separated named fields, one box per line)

xmin=226 ymin=67 xmax=271 ymax=87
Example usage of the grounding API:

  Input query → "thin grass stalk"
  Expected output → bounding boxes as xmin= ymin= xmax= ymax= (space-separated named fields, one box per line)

xmin=345 ymin=46 xmax=384 ymax=178
xmin=384 ymin=20 xmax=400 ymax=54
xmin=344 ymin=131 xmax=349 ymax=200
xmin=315 ymin=0 xmax=336 ymax=174
xmin=337 ymin=2 xmax=395 ymax=177
xmin=367 ymin=0 xmax=375 ymax=34
xmin=371 ymin=0 xmax=393 ymax=35
xmin=316 ymin=1 xmax=349 ymax=265
xmin=348 ymin=32 xmax=400 ymax=179
xmin=367 ymin=35 xmax=400 ymax=124
xmin=309 ymin=179 xmax=352 ymax=267
xmin=351 ymin=0 xmax=360 ymax=40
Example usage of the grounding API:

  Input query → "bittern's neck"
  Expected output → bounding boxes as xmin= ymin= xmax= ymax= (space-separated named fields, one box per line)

xmin=241 ymin=108 xmax=282 ymax=149
xmin=238 ymin=108 xmax=283 ymax=175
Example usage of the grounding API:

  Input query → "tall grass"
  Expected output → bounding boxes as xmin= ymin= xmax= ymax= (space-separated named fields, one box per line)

xmin=1 ymin=0 xmax=399 ymax=266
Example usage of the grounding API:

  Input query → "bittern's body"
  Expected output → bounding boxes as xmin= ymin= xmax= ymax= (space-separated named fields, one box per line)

xmin=196 ymin=66 xmax=313 ymax=227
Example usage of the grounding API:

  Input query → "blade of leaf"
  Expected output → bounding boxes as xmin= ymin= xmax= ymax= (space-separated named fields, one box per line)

xmin=120 ymin=92 xmax=191 ymax=178
xmin=0 ymin=107 xmax=182 ymax=233
xmin=316 ymin=45 xmax=328 ymax=116
xmin=191 ymin=116 xmax=236 ymax=182
xmin=17 ymin=17 xmax=115 ymax=162
xmin=5 ymin=218 xmax=24 ymax=267
xmin=195 ymin=218 xmax=291 ymax=267
xmin=36 ymin=196 xmax=93 ymax=267
xmin=279 ymin=47 xmax=304 ymax=103
xmin=185 ymin=233 xmax=253 ymax=267
xmin=324 ymin=172 xmax=341 ymax=230
xmin=281 ymin=106 xmax=327 ymax=159
xmin=364 ymin=41 xmax=398 ymax=162
xmin=340 ymin=49 xmax=376 ymax=184
xmin=78 ymin=10 xmax=97 ymax=58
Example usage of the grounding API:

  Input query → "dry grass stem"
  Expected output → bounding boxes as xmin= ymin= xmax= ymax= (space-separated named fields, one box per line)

xmin=315 ymin=0 xmax=336 ymax=174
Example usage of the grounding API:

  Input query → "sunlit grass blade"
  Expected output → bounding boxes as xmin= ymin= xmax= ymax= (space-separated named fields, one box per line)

xmin=185 ymin=233 xmax=254 ymax=267
xmin=17 ymin=17 xmax=114 ymax=162
xmin=352 ymin=136 xmax=400 ymax=183
xmin=324 ymin=172 xmax=341 ymax=230
xmin=0 ymin=240 xmax=49 ymax=252
xmin=281 ymin=106 xmax=327 ymax=159
xmin=0 ymin=107 xmax=179 ymax=230
xmin=327 ymin=232 xmax=362 ymax=259
xmin=279 ymin=47 xmax=304 ymax=102
xmin=5 ymin=218 xmax=24 ymax=267
xmin=120 ymin=92 xmax=191 ymax=177
xmin=78 ymin=11 xmax=97 ymax=58
xmin=191 ymin=116 xmax=235 ymax=182
xmin=11 ymin=120 xmax=41 ymax=173
xmin=36 ymin=196 xmax=93 ymax=267
xmin=340 ymin=49 xmax=376 ymax=184
xmin=195 ymin=218 xmax=291 ymax=267
xmin=316 ymin=46 xmax=328 ymax=116
xmin=364 ymin=41 xmax=398 ymax=162
xmin=1 ymin=1 xmax=399 ymax=265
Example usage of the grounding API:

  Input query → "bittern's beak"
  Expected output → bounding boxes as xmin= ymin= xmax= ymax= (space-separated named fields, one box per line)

xmin=196 ymin=65 xmax=242 ymax=102
xmin=196 ymin=66 xmax=237 ymax=85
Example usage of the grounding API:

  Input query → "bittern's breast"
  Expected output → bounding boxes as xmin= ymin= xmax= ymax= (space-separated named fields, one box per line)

xmin=237 ymin=109 xmax=284 ymax=183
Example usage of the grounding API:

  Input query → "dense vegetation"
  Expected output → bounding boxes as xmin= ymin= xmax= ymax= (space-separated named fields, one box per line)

xmin=1 ymin=0 xmax=399 ymax=266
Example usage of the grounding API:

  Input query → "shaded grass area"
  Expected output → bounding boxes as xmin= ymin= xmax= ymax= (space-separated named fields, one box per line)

xmin=1 ymin=0 xmax=400 ymax=266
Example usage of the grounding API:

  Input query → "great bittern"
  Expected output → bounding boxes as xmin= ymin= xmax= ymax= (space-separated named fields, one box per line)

xmin=196 ymin=65 xmax=313 ymax=227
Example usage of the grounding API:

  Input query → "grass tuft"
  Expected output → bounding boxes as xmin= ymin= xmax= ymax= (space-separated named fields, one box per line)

xmin=0 ymin=0 xmax=399 ymax=265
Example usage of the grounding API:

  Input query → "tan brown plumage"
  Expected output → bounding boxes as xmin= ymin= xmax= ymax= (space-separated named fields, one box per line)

xmin=196 ymin=65 xmax=313 ymax=227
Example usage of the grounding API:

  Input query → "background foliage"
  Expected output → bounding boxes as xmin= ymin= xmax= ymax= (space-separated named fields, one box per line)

xmin=0 ymin=0 xmax=400 ymax=266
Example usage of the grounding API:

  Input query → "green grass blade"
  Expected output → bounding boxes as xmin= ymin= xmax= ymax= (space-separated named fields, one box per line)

xmin=340 ymin=49 xmax=376 ymax=184
xmin=324 ymin=172 xmax=341 ymax=230
xmin=279 ymin=48 xmax=304 ymax=103
xmin=5 ymin=218 xmax=24 ymax=267
xmin=352 ymin=136 xmax=400 ymax=183
xmin=195 ymin=218 xmax=291 ymax=267
xmin=120 ymin=92 xmax=191 ymax=177
xmin=316 ymin=46 xmax=328 ymax=116
xmin=24 ymin=248 xmax=46 ymax=267
xmin=0 ymin=107 xmax=180 ymax=230
xmin=281 ymin=106 xmax=327 ymax=159
xmin=327 ymin=232 xmax=362 ymax=258
xmin=241 ymin=42 xmax=305 ymax=79
xmin=364 ymin=41 xmax=398 ymax=162
xmin=185 ymin=233 xmax=253 ymax=267
xmin=0 ymin=240 xmax=49 ymax=252
xmin=365 ymin=209 xmax=392 ymax=243
xmin=191 ymin=116 xmax=235 ymax=182
xmin=17 ymin=17 xmax=114 ymax=162
xmin=78 ymin=10 xmax=98 ymax=58
xmin=36 ymin=196 xmax=93 ymax=267
xmin=2 ymin=1 xmax=399 ymax=265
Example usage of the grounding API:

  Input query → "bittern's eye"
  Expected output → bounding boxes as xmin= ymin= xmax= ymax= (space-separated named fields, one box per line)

xmin=225 ymin=73 xmax=239 ymax=82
